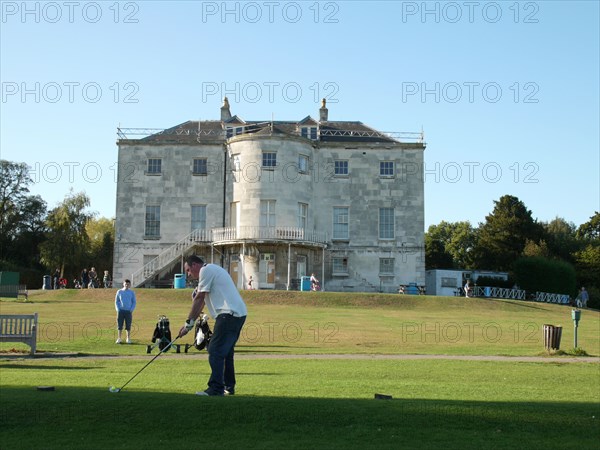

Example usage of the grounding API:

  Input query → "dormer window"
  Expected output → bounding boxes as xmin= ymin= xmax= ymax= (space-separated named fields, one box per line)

xmin=226 ymin=126 xmax=244 ymax=138
xmin=301 ymin=127 xmax=318 ymax=140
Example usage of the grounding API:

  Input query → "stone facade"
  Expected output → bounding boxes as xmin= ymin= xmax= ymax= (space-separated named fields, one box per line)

xmin=113 ymin=100 xmax=425 ymax=292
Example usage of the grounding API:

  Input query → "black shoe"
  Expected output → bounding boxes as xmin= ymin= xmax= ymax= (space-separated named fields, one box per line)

xmin=224 ymin=388 xmax=235 ymax=396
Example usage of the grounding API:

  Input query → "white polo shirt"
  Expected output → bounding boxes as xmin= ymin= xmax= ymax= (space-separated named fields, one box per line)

xmin=197 ymin=264 xmax=247 ymax=319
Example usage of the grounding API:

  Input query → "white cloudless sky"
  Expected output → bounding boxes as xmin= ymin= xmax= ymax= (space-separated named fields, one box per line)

xmin=1 ymin=1 xmax=598 ymax=229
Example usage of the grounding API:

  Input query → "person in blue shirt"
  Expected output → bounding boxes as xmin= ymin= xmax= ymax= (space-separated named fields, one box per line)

xmin=115 ymin=279 xmax=137 ymax=344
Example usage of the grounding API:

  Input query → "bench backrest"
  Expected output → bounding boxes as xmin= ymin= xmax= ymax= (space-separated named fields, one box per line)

xmin=0 ymin=313 xmax=38 ymax=335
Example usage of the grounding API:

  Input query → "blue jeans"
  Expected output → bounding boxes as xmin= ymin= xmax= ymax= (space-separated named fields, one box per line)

xmin=207 ymin=314 xmax=246 ymax=395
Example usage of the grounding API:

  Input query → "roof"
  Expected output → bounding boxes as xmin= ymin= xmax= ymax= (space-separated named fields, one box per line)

xmin=120 ymin=119 xmax=405 ymax=145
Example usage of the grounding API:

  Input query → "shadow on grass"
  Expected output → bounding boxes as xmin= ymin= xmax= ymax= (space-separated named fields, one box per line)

xmin=1 ymin=386 xmax=598 ymax=449
xmin=0 ymin=364 xmax=100 ymax=370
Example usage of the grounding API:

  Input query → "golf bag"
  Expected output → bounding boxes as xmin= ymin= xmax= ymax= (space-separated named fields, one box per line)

xmin=147 ymin=315 xmax=181 ymax=354
xmin=184 ymin=314 xmax=212 ymax=353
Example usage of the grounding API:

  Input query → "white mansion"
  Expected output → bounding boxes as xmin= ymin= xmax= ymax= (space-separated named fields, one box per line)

xmin=113 ymin=99 xmax=426 ymax=292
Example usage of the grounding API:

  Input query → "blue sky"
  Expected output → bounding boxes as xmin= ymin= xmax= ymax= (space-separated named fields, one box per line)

xmin=1 ymin=1 xmax=598 ymax=229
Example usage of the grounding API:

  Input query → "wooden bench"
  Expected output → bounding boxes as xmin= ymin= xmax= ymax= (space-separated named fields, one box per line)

xmin=0 ymin=313 xmax=38 ymax=354
xmin=0 ymin=284 xmax=28 ymax=301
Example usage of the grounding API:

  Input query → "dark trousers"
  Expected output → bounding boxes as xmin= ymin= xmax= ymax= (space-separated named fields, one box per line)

xmin=207 ymin=314 xmax=246 ymax=394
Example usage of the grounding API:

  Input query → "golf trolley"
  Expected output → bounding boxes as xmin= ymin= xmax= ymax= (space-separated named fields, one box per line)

xmin=184 ymin=314 xmax=212 ymax=353
xmin=147 ymin=315 xmax=181 ymax=354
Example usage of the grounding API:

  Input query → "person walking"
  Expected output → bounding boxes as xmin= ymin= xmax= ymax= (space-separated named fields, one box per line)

xmin=178 ymin=255 xmax=247 ymax=396
xmin=115 ymin=279 xmax=136 ymax=344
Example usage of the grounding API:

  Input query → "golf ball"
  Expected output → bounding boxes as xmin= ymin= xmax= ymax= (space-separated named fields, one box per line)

xmin=109 ymin=386 xmax=119 ymax=393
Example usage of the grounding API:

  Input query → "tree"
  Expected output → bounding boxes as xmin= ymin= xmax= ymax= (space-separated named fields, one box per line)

xmin=86 ymin=217 xmax=115 ymax=277
xmin=39 ymin=191 xmax=93 ymax=277
xmin=472 ymin=195 xmax=543 ymax=272
xmin=0 ymin=160 xmax=32 ymax=260
xmin=11 ymin=195 xmax=47 ymax=267
xmin=577 ymin=212 xmax=600 ymax=240
xmin=425 ymin=221 xmax=476 ymax=269
xmin=574 ymin=212 xmax=600 ymax=292
xmin=542 ymin=217 xmax=580 ymax=263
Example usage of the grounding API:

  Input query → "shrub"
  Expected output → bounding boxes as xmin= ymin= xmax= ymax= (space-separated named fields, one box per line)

xmin=513 ymin=256 xmax=576 ymax=295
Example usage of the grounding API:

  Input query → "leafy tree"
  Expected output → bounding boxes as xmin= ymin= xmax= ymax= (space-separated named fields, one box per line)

xmin=85 ymin=217 xmax=115 ymax=278
xmin=425 ymin=236 xmax=453 ymax=269
xmin=576 ymin=212 xmax=600 ymax=240
xmin=11 ymin=195 xmax=47 ymax=267
xmin=425 ymin=221 xmax=476 ymax=269
xmin=472 ymin=195 xmax=543 ymax=272
xmin=39 ymin=191 xmax=93 ymax=277
xmin=522 ymin=239 xmax=551 ymax=258
xmin=0 ymin=160 xmax=32 ymax=260
xmin=542 ymin=217 xmax=580 ymax=263
xmin=574 ymin=212 xmax=600 ymax=293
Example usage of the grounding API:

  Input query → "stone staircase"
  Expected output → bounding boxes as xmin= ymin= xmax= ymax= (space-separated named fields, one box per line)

xmin=131 ymin=228 xmax=211 ymax=287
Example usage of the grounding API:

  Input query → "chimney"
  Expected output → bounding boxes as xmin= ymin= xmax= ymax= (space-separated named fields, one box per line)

xmin=319 ymin=98 xmax=328 ymax=122
xmin=221 ymin=97 xmax=232 ymax=121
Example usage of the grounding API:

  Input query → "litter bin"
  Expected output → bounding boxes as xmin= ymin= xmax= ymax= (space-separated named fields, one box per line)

xmin=174 ymin=274 xmax=186 ymax=289
xmin=42 ymin=275 xmax=52 ymax=290
xmin=484 ymin=287 xmax=491 ymax=297
xmin=542 ymin=324 xmax=562 ymax=351
xmin=300 ymin=276 xmax=311 ymax=292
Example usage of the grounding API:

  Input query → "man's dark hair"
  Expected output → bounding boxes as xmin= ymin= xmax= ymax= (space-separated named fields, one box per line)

xmin=186 ymin=255 xmax=205 ymax=267
xmin=124 ymin=279 xmax=131 ymax=284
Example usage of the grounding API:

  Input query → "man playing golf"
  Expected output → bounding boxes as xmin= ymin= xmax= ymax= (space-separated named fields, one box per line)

xmin=178 ymin=255 xmax=247 ymax=396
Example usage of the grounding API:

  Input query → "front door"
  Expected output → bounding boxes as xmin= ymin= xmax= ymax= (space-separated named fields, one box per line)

xmin=229 ymin=257 xmax=239 ymax=287
xmin=297 ymin=255 xmax=307 ymax=279
xmin=259 ymin=253 xmax=275 ymax=288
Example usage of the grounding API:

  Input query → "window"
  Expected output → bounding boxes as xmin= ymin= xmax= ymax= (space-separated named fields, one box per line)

xmin=379 ymin=258 xmax=395 ymax=275
xmin=262 ymin=152 xmax=277 ymax=169
xmin=260 ymin=200 xmax=276 ymax=227
xmin=226 ymin=127 xmax=242 ymax=138
xmin=298 ymin=155 xmax=309 ymax=174
xmin=145 ymin=205 xmax=161 ymax=237
xmin=379 ymin=208 xmax=394 ymax=239
xmin=298 ymin=203 xmax=308 ymax=229
xmin=333 ymin=207 xmax=349 ymax=240
xmin=380 ymin=161 xmax=394 ymax=177
xmin=191 ymin=205 xmax=206 ymax=231
xmin=301 ymin=127 xmax=317 ymax=140
xmin=334 ymin=160 xmax=349 ymax=176
xmin=193 ymin=158 xmax=208 ymax=175
xmin=147 ymin=158 xmax=162 ymax=175
xmin=332 ymin=257 xmax=348 ymax=274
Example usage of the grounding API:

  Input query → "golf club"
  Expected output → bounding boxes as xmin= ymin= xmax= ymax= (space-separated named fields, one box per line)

xmin=109 ymin=335 xmax=181 ymax=394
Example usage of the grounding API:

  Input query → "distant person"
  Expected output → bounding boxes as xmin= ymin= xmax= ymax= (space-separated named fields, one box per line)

xmin=88 ymin=267 xmax=98 ymax=288
xmin=115 ymin=279 xmax=136 ymax=344
xmin=52 ymin=269 xmax=60 ymax=290
xmin=576 ymin=287 xmax=589 ymax=308
xmin=103 ymin=270 xmax=112 ymax=288
xmin=248 ymin=275 xmax=254 ymax=290
xmin=464 ymin=280 xmax=471 ymax=298
xmin=310 ymin=273 xmax=320 ymax=291
xmin=81 ymin=268 xmax=89 ymax=290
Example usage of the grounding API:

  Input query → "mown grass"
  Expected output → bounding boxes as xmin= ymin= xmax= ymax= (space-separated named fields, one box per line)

xmin=1 ymin=289 xmax=598 ymax=356
xmin=1 ymin=289 xmax=599 ymax=448
xmin=1 ymin=358 xmax=599 ymax=449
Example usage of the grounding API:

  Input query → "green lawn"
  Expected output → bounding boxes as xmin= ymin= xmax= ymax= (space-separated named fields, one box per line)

xmin=1 ymin=290 xmax=599 ymax=448
xmin=1 ymin=289 xmax=598 ymax=356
